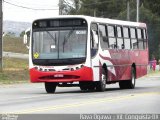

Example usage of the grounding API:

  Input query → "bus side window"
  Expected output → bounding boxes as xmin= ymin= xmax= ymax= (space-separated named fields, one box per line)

xmin=130 ymin=28 xmax=138 ymax=49
xmin=99 ymin=24 xmax=109 ymax=49
xmin=123 ymin=27 xmax=131 ymax=49
xmin=117 ymin=26 xmax=124 ymax=49
xmin=108 ymin=25 xmax=116 ymax=49
xmin=137 ymin=28 xmax=144 ymax=49
xmin=91 ymin=23 xmax=98 ymax=57
xmin=143 ymin=29 xmax=147 ymax=49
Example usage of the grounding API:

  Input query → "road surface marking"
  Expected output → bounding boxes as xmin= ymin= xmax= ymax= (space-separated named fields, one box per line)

xmin=5 ymin=92 xmax=160 ymax=114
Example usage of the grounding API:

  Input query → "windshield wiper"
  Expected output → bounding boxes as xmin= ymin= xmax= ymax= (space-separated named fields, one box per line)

xmin=46 ymin=31 xmax=57 ymax=44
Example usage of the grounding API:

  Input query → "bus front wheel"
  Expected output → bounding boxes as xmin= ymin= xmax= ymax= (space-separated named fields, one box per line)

xmin=45 ymin=82 xmax=57 ymax=93
xmin=79 ymin=82 xmax=95 ymax=91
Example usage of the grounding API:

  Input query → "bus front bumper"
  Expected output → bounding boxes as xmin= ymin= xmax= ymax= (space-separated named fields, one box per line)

xmin=30 ymin=66 xmax=93 ymax=83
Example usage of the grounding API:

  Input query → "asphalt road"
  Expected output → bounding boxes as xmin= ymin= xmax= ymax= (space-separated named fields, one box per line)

xmin=0 ymin=76 xmax=160 ymax=114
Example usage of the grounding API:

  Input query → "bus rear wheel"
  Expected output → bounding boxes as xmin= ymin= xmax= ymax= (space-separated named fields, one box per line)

xmin=119 ymin=67 xmax=136 ymax=89
xmin=45 ymin=82 xmax=57 ymax=93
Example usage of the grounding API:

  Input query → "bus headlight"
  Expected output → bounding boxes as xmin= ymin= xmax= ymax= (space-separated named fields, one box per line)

xmin=71 ymin=68 xmax=74 ymax=71
xmin=81 ymin=65 xmax=84 ymax=68
xmin=76 ymin=67 xmax=79 ymax=70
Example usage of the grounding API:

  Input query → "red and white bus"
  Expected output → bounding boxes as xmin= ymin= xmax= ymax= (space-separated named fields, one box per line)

xmin=24 ymin=15 xmax=148 ymax=93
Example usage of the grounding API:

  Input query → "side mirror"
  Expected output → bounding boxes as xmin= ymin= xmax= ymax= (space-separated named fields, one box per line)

xmin=23 ymin=28 xmax=31 ymax=49
xmin=23 ymin=34 xmax=27 ymax=44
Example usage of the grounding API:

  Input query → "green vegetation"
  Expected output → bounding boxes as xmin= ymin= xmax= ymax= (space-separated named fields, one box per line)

xmin=0 ymin=58 xmax=29 ymax=84
xmin=3 ymin=36 xmax=28 ymax=54
xmin=20 ymin=30 xmax=25 ymax=37
xmin=147 ymin=70 xmax=160 ymax=77
xmin=1 ymin=36 xmax=29 ymax=84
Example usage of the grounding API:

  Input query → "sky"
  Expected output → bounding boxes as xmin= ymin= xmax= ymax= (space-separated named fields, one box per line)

xmin=3 ymin=0 xmax=60 ymax=22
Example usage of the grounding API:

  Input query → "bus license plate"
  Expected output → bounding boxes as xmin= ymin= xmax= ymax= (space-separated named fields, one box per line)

xmin=54 ymin=74 xmax=64 ymax=78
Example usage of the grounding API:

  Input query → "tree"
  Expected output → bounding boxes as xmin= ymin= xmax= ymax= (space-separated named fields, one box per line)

xmin=5 ymin=32 xmax=15 ymax=37
xmin=20 ymin=31 xmax=25 ymax=37
xmin=60 ymin=0 xmax=81 ymax=15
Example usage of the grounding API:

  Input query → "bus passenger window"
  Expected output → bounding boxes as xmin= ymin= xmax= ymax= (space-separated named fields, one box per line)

xmin=130 ymin=28 xmax=138 ymax=49
xmin=117 ymin=26 xmax=124 ymax=49
xmin=137 ymin=28 xmax=144 ymax=49
xmin=137 ymin=29 xmax=142 ymax=39
xmin=117 ymin=38 xmax=123 ymax=49
xmin=108 ymin=25 xmax=116 ymax=49
xmin=117 ymin=26 xmax=122 ymax=38
xmin=99 ymin=25 xmax=109 ymax=49
xmin=123 ymin=27 xmax=129 ymax=38
xmin=143 ymin=29 xmax=147 ymax=40
xmin=144 ymin=41 xmax=147 ymax=49
xmin=143 ymin=29 xmax=147 ymax=49
xmin=138 ymin=40 xmax=144 ymax=49
xmin=124 ymin=39 xmax=131 ymax=49
xmin=132 ymin=39 xmax=138 ymax=49
xmin=123 ymin=27 xmax=131 ymax=49
xmin=121 ymin=44 xmax=125 ymax=49
xmin=108 ymin=25 xmax=115 ymax=37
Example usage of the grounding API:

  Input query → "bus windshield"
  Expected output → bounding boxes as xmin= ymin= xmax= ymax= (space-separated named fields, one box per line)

xmin=32 ymin=27 xmax=87 ymax=65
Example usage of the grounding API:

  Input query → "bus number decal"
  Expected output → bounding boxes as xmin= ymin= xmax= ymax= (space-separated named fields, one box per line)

xmin=76 ymin=31 xmax=86 ymax=35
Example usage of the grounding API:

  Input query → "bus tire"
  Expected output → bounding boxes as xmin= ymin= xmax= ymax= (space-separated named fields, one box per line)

xmin=95 ymin=68 xmax=106 ymax=92
xmin=119 ymin=67 xmax=136 ymax=89
xmin=79 ymin=82 xmax=95 ymax=91
xmin=87 ymin=82 xmax=95 ymax=91
xmin=79 ymin=82 xmax=87 ymax=90
xmin=45 ymin=82 xmax=57 ymax=93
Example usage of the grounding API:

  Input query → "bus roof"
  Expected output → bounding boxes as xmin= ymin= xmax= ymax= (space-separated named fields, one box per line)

xmin=33 ymin=15 xmax=146 ymax=28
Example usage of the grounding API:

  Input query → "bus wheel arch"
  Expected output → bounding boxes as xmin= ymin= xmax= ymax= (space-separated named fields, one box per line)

xmin=95 ymin=64 xmax=107 ymax=92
